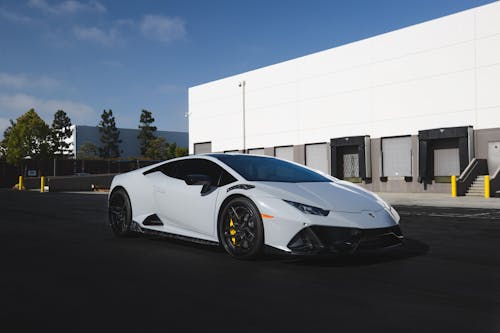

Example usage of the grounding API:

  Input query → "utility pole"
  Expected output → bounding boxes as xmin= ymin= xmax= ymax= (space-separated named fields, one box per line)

xmin=239 ymin=80 xmax=246 ymax=152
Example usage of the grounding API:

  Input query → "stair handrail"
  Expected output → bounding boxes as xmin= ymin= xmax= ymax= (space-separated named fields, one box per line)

xmin=458 ymin=158 xmax=478 ymax=181
xmin=492 ymin=166 xmax=500 ymax=178
xmin=456 ymin=158 xmax=488 ymax=196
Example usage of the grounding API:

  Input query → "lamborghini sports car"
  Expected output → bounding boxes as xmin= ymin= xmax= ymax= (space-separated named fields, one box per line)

xmin=108 ymin=154 xmax=403 ymax=258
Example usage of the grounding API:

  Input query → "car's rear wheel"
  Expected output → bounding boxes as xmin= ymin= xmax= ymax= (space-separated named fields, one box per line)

xmin=108 ymin=188 xmax=133 ymax=237
xmin=218 ymin=197 xmax=264 ymax=259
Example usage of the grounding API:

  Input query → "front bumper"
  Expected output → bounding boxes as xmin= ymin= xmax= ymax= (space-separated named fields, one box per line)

xmin=287 ymin=225 xmax=403 ymax=255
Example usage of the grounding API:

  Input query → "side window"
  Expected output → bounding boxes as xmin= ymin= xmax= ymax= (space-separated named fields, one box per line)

xmin=159 ymin=160 xmax=183 ymax=179
xmin=219 ymin=170 xmax=237 ymax=186
xmin=178 ymin=159 xmax=236 ymax=186
xmin=143 ymin=160 xmax=182 ymax=178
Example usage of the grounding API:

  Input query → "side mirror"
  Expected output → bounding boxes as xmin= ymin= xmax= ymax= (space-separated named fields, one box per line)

xmin=184 ymin=174 xmax=212 ymax=186
xmin=184 ymin=174 xmax=216 ymax=195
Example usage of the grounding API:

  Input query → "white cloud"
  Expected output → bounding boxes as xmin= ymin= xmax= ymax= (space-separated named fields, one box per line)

xmin=140 ymin=15 xmax=186 ymax=42
xmin=0 ymin=73 xmax=62 ymax=90
xmin=27 ymin=0 xmax=106 ymax=15
xmin=0 ymin=8 xmax=33 ymax=23
xmin=73 ymin=26 xmax=120 ymax=46
xmin=73 ymin=15 xmax=186 ymax=46
xmin=0 ymin=93 xmax=97 ymax=131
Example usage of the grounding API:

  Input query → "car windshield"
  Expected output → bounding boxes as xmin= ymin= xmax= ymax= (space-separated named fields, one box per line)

xmin=211 ymin=154 xmax=331 ymax=183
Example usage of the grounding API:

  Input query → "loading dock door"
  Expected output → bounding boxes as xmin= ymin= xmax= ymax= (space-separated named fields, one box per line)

xmin=306 ymin=143 xmax=328 ymax=174
xmin=194 ymin=142 xmax=212 ymax=154
xmin=275 ymin=146 xmax=294 ymax=161
xmin=418 ymin=126 xmax=472 ymax=184
xmin=382 ymin=136 xmax=412 ymax=177
xmin=488 ymin=142 xmax=500 ymax=175
xmin=331 ymin=136 xmax=370 ymax=181
xmin=248 ymin=148 xmax=265 ymax=155
xmin=434 ymin=148 xmax=460 ymax=176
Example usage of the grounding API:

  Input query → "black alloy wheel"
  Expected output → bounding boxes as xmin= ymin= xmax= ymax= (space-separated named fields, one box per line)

xmin=218 ymin=197 xmax=264 ymax=259
xmin=108 ymin=188 xmax=133 ymax=237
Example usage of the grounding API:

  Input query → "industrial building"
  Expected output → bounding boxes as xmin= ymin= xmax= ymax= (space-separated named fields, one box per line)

xmin=69 ymin=125 xmax=188 ymax=159
xmin=188 ymin=2 xmax=500 ymax=195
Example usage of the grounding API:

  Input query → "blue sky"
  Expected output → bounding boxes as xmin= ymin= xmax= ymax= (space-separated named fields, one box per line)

xmin=0 ymin=0 xmax=496 ymax=138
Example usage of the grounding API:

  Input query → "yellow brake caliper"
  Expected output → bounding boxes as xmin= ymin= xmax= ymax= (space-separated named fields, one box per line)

xmin=229 ymin=219 xmax=236 ymax=245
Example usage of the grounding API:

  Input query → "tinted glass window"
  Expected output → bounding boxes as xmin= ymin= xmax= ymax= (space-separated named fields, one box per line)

xmin=156 ymin=159 xmax=234 ymax=186
xmin=213 ymin=155 xmax=330 ymax=183
xmin=159 ymin=160 xmax=182 ymax=178
xmin=143 ymin=160 xmax=181 ymax=177
xmin=219 ymin=169 xmax=237 ymax=186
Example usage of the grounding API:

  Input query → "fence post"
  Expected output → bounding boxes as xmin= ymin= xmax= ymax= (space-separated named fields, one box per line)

xmin=484 ymin=175 xmax=490 ymax=198
xmin=451 ymin=175 xmax=457 ymax=197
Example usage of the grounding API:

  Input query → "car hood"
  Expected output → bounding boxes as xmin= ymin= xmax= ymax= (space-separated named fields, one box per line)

xmin=255 ymin=181 xmax=386 ymax=213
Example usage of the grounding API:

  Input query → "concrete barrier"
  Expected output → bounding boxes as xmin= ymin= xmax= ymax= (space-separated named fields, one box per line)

xmin=23 ymin=174 xmax=117 ymax=192
xmin=48 ymin=174 xmax=116 ymax=192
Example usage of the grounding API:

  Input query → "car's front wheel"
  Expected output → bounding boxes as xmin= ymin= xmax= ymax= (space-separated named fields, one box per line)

xmin=218 ymin=197 xmax=264 ymax=259
xmin=108 ymin=188 xmax=133 ymax=237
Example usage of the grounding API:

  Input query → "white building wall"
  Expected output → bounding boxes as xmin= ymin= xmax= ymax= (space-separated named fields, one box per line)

xmin=189 ymin=2 xmax=500 ymax=154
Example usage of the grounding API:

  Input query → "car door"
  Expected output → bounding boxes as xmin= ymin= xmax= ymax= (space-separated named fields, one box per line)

xmin=151 ymin=158 xmax=232 ymax=237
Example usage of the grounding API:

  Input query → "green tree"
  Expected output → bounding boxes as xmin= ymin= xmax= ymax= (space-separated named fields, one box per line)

xmin=175 ymin=146 xmax=188 ymax=157
xmin=4 ymin=109 xmax=51 ymax=168
xmin=78 ymin=142 xmax=99 ymax=159
xmin=138 ymin=109 xmax=157 ymax=157
xmin=166 ymin=141 xmax=177 ymax=159
xmin=98 ymin=109 xmax=121 ymax=158
xmin=144 ymin=137 xmax=168 ymax=160
xmin=50 ymin=110 xmax=73 ymax=158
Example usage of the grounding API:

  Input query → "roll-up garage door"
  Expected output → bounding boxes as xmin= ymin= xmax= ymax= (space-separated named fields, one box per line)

xmin=488 ymin=142 xmax=500 ymax=176
xmin=194 ymin=142 xmax=212 ymax=154
xmin=382 ymin=136 xmax=411 ymax=177
xmin=434 ymin=148 xmax=460 ymax=176
xmin=305 ymin=143 xmax=328 ymax=174
xmin=275 ymin=146 xmax=294 ymax=161
xmin=248 ymin=148 xmax=265 ymax=155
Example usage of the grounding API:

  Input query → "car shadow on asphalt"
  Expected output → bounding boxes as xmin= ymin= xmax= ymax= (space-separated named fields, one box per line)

xmin=141 ymin=234 xmax=429 ymax=267
xmin=279 ymin=238 xmax=429 ymax=267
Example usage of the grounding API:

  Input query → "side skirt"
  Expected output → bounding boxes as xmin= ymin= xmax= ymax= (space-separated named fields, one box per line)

xmin=131 ymin=221 xmax=219 ymax=246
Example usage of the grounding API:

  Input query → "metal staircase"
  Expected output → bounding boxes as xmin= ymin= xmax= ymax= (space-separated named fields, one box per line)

xmin=465 ymin=175 xmax=486 ymax=197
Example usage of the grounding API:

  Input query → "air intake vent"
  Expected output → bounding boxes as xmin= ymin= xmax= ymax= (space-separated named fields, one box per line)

xmin=142 ymin=214 xmax=164 ymax=226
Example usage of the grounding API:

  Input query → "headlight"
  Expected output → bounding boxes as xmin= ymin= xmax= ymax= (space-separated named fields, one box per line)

xmin=379 ymin=200 xmax=399 ymax=222
xmin=283 ymin=200 xmax=329 ymax=216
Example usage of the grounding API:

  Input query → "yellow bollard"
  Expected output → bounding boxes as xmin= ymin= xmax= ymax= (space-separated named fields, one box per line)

xmin=451 ymin=175 xmax=457 ymax=197
xmin=40 ymin=176 xmax=45 ymax=193
xmin=18 ymin=175 xmax=23 ymax=191
xmin=484 ymin=175 xmax=490 ymax=199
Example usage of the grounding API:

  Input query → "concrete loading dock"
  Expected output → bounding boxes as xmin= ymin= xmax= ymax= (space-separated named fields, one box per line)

xmin=188 ymin=2 xmax=500 ymax=195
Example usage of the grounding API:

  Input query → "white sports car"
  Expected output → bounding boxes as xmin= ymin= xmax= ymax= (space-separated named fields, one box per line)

xmin=108 ymin=154 xmax=403 ymax=259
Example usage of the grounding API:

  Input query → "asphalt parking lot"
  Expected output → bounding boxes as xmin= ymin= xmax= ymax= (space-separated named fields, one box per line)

xmin=1 ymin=190 xmax=499 ymax=332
